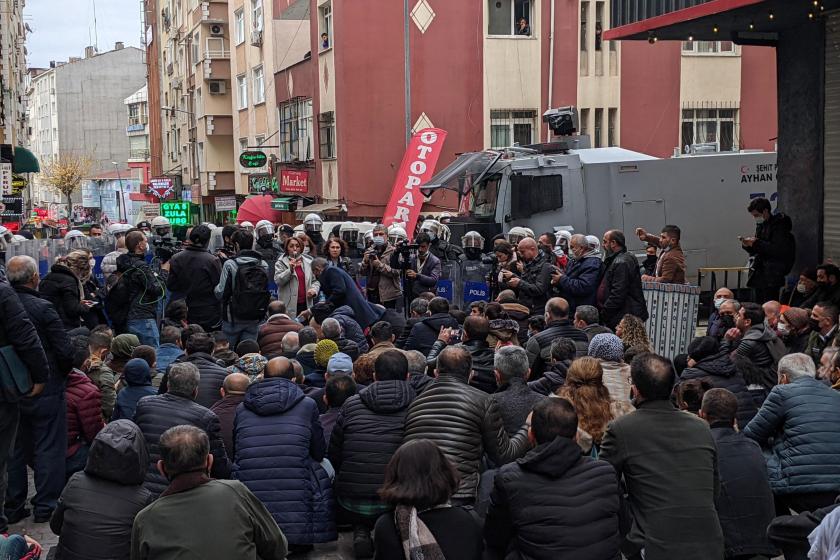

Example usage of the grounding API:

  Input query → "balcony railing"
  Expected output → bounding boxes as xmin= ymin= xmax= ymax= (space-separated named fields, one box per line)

xmin=129 ymin=149 xmax=151 ymax=160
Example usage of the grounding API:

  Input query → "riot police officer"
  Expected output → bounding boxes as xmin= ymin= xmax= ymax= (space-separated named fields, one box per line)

xmin=339 ymin=221 xmax=362 ymax=258
xmin=461 ymin=231 xmax=491 ymax=304
xmin=303 ymin=213 xmax=326 ymax=254
xmin=419 ymin=219 xmax=463 ymax=262
xmin=507 ymin=226 xmax=535 ymax=246
xmin=254 ymin=220 xmax=282 ymax=263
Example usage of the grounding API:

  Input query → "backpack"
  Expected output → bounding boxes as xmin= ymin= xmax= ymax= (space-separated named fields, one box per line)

xmin=231 ymin=261 xmax=270 ymax=321
xmin=104 ymin=272 xmax=130 ymax=328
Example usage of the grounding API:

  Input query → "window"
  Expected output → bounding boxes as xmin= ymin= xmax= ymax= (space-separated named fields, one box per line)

xmin=580 ymin=2 xmax=588 ymax=51
xmin=197 ymin=142 xmax=204 ymax=172
xmin=682 ymin=40 xmax=735 ymax=54
xmin=236 ymin=75 xmax=248 ymax=109
xmin=279 ymin=98 xmax=314 ymax=162
xmin=490 ymin=109 xmax=536 ymax=148
xmin=681 ymin=108 xmax=738 ymax=152
xmin=253 ymin=66 xmax=265 ymax=104
xmin=127 ymin=103 xmax=148 ymax=125
xmin=234 ymin=9 xmax=245 ymax=44
xmin=191 ymin=32 xmax=200 ymax=63
xmin=579 ymin=108 xmax=590 ymax=136
xmin=608 ymin=108 xmax=617 ymax=147
xmin=594 ymin=108 xmax=603 ymax=147
xmin=320 ymin=4 xmax=332 ymax=50
xmin=511 ymin=174 xmax=563 ymax=220
xmin=251 ymin=0 xmax=263 ymax=31
xmin=319 ymin=111 xmax=336 ymax=159
xmin=595 ymin=2 xmax=603 ymax=51
xmin=487 ymin=0 xmax=532 ymax=36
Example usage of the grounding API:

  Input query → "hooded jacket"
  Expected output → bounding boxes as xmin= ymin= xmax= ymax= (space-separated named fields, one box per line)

xmin=744 ymin=212 xmax=796 ymax=291
xmin=679 ymin=351 xmax=759 ymax=428
xmin=728 ymin=323 xmax=787 ymax=389
xmin=39 ymin=263 xmax=86 ymax=330
xmin=51 ymin=420 xmax=154 ymax=560
xmin=484 ymin=436 xmax=621 ymax=560
xmin=65 ymin=370 xmax=105 ymax=458
xmin=233 ymin=378 xmax=335 ymax=545
xmin=113 ymin=359 xmax=156 ymax=421
xmin=329 ymin=380 xmax=415 ymax=502
xmin=404 ymin=312 xmax=459 ymax=356
xmin=331 ymin=305 xmax=370 ymax=353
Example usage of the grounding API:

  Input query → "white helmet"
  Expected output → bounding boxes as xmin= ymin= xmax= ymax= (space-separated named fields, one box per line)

xmin=461 ymin=231 xmax=485 ymax=249
xmin=0 ymin=226 xmax=11 ymax=241
xmin=108 ymin=223 xmax=132 ymax=235
xmin=363 ymin=230 xmax=374 ymax=244
xmin=240 ymin=221 xmax=254 ymax=234
xmin=339 ymin=221 xmax=359 ymax=244
xmin=151 ymin=216 xmax=170 ymax=228
xmin=200 ymin=222 xmax=218 ymax=231
xmin=255 ymin=219 xmax=275 ymax=237
xmin=303 ymin=213 xmax=323 ymax=232
xmin=419 ymin=219 xmax=443 ymax=241
xmin=11 ymin=235 xmax=26 ymax=243
xmin=388 ymin=224 xmax=408 ymax=245
xmin=64 ymin=229 xmax=85 ymax=240
xmin=555 ymin=229 xmax=572 ymax=252
xmin=439 ymin=223 xmax=452 ymax=243
xmin=507 ymin=226 xmax=534 ymax=245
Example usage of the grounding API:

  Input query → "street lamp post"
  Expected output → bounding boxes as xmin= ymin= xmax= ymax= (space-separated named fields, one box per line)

xmin=112 ymin=162 xmax=126 ymax=223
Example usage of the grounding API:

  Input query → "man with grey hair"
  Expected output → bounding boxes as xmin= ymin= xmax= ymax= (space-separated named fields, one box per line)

xmin=280 ymin=332 xmax=300 ymax=358
xmin=131 ymin=425 xmax=287 ymax=560
xmin=396 ymin=298 xmax=429 ymax=348
xmin=320 ymin=317 xmax=359 ymax=361
xmin=133 ymin=362 xmax=230 ymax=497
xmin=573 ymin=304 xmax=612 ymax=340
xmin=403 ymin=349 xmax=433 ymax=395
xmin=358 ymin=223 xmax=401 ymax=307
xmin=551 ymin=233 xmax=603 ymax=315
xmin=744 ymin=352 xmax=840 ymax=513
xmin=491 ymin=346 xmax=546 ymax=436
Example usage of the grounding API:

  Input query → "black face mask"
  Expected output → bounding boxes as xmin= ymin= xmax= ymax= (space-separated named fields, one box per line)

xmin=809 ymin=318 xmax=822 ymax=332
xmin=719 ymin=315 xmax=736 ymax=330
xmin=464 ymin=248 xmax=482 ymax=261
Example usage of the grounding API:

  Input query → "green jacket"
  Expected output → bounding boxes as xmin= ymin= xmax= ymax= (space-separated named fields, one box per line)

xmin=86 ymin=362 xmax=116 ymax=421
xmin=131 ymin=479 xmax=287 ymax=560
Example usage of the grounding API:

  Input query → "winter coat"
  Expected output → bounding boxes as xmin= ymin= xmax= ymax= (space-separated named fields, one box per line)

xmin=528 ymin=361 xmax=570 ymax=396
xmin=555 ymin=256 xmax=603 ymax=314
xmin=638 ymin=233 xmax=686 ymax=284
xmin=210 ymin=394 xmax=245 ymax=457
xmin=155 ymin=343 xmax=183 ymax=374
xmin=728 ymin=323 xmax=787 ymax=389
xmin=274 ymin=254 xmax=320 ymax=317
xmin=359 ymin=244 xmax=401 ymax=303
xmin=408 ymin=251 xmax=442 ymax=298
xmin=404 ymin=312 xmax=459 ymax=356
xmin=491 ymin=378 xmax=546 ymax=436
xmin=112 ymin=363 xmax=156 ymax=422
xmin=258 ymin=314 xmax=302 ymax=358
xmin=65 ymin=370 xmax=105 ymax=458
xmin=510 ymin=252 xmax=553 ymax=315
xmin=86 ymin=361 xmax=116 ymax=421
xmin=101 ymin=248 xmax=127 ymax=279
xmin=329 ymin=380 xmax=415 ymax=502
xmin=374 ymin=506 xmax=483 ymax=560
xmin=404 ymin=374 xmax=531 ymax=501
xmin=600 ymin=361 xmax=632 ymax=404
xmin=395 ymin=317 xmax=421 ymax=349
xmin=182 ymin=352 xmax=229 ymax=409
xmin=526 ymin=319 xmax=589 ymax=379
xmin=599 ymin=399 xmax=724 ymax=560
xmin=710 ymin=424 xmax=778 ymax=559
xmin=0 ymin=280 xmax=49 ymax=403
xmin=805 ymin=328 xmax=838 ymax=366
xmin=215 ymin=250 xmax=269 ymax=323
xmin=133 ymin=392 xmax=230 ymax=496
xmin=501 ymin=302 xmax=531 ymax=346
xmin=743 ymin=376 xmax=840 ymax=496
xmin=679 ymin=351 xmax=759 ymax=428
xmin=426 ymin=339 xmax=497 ymax=394
xmin=115 ymin=253 xmax=165 ymax=322
xmin=598 ymin=249 xmax=648 ymax=329
xmin=166 ymin=245 xmax=223 ymax=330
xmin=39 ymin=263 xmax=86 ymax=330
xmin=744 ymin=212 xmax=796 ymax=292
xmin=14 ymin=285 xmax=73 ymax=394
xmin=317 ymin=266 xmax=382 ymax=329
xmin=233 ymin=377 xmax=335 ymax=545
xmin=51 ymin=420 xmax=153 ymax=560
xmin=331 ymin=305 xmax=370 ymax=354
xmin=485 ymin=436 xmax=621 ymax=560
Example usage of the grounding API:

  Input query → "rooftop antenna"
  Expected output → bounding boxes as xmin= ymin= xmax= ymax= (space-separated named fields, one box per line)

xmin=92 ymin=0 xmax=99 ymax=52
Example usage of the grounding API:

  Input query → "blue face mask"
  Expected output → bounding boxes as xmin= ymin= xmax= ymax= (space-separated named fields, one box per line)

xmin=372 ymin=236 xmax=385 ymax=246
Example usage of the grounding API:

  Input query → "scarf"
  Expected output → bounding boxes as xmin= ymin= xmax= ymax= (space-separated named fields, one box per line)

xmin=160 ymin=469 xmax=211 ymax=498
xmin=395 ymin=504 xmax=448 ymax=560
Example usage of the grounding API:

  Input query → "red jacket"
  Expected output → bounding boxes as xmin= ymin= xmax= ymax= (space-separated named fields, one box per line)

xmin=65 ymin=370 xmax=105 ymax=457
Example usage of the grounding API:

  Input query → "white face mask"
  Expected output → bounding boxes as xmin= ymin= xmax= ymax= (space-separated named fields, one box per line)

xmin=553 ymin=247 xmax=565 ymax=257
xmin=797 ymin=282 xmax=809 ymax=294
xmin=714 ymin=298 xmax=725 ymax=310
xmin=777 ymin=322 xmax=790 ymax=336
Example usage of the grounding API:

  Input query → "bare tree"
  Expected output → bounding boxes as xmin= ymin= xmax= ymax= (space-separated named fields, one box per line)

xmin=41 ymin=154 xmax=93 ymax=221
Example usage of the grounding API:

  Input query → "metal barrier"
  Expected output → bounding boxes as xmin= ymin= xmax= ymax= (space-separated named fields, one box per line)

xmin=643 ymin=281 xmax=701 ymax=360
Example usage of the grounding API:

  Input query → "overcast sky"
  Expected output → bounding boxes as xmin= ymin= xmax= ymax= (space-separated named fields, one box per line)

xmin=25 ymin=0 xmax=141 ymax=68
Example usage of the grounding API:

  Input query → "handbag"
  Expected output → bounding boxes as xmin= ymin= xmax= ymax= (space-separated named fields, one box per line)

xmin=0 ymin=344 xmax=33 ymax=402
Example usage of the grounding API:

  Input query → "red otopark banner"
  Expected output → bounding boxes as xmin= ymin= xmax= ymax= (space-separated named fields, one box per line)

xmin=382 ymin=128 xmax=447 ymax=235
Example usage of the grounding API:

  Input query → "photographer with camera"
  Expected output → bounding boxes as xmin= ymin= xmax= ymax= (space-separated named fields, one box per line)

xmin=406 ymin=233 xmax=441 ymax=299
xmin=486 ymin=239 xmax=517 ymax=301
xmin=148 ymin=216 xmax=182 ymax=265
xmin=502 ymin=238 xmax=552 ymax=316
xmin=166 ymin=224 xmax=223 ymax=332
xmin=359 ymin=224 xmax=401 ymax=308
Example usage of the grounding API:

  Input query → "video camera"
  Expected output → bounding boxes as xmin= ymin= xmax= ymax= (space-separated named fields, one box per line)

xmin=150 ymin=234 xmax=182 ymax=263
xmin=481 ymin=253 xmax=498 ymax=266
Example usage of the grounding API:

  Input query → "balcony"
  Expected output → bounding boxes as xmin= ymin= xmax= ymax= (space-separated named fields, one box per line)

xmin=129 ymin=149 xmax=150 ymax=162
xmin=191 ymin=1 xmax=228 ymax=26
xmin=202 ymin=58 xmax=231 ymax=81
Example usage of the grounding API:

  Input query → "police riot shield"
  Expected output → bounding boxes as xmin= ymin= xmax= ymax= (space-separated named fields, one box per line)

xmin=437 ymin=260 xmax=460 ymax=304
xmin=460 ymin=259 xmax=492 ymax=307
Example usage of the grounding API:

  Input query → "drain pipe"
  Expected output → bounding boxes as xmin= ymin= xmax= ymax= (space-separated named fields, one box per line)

xmin=546 ymin=0 xmax=556 ymax=142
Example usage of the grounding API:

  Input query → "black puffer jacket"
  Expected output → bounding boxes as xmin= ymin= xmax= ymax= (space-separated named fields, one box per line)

xmin=51 ymin=420 xmax=154 ymax=560
xmin=679 ymin=351 xmax=759 ymax=428
xmin=133 ymin=392 xmax=230 ymax=496
xmin=403 ymin=375 xmax=531 ymax=500
xmin=117 ymin=253 xmax=164 ymax=322
xmin=39 ymin=263 xmax=86 ymax=330
xmin=598 ymin=249 xmax=648 ymax=329
xmin=484 ymin=436 xmax=621 ymax=560
xmin=182 ymin=352 xmax=229 ymax=409
xmin=526 ymin=320 xmax=589 ymax=379
xmin=426 ymin=339 xmax=497 ymax=394
xmin=726 ymin=323 xmax=786 ymax=390
xmin=0 ymin=280 xmax=49 ymax=402
xmin=329 ymin=380 xmax=415 ymax=501
xmin=528 ymin=360 xmax=570 ymax=396
xmin=404 ymin=312 xmax=459 ymax=356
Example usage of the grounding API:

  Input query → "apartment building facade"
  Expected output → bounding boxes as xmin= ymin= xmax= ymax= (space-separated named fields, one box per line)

xmin=1 ymin=0 xmax=28 ymax=150
xmin=125 ymin=85 xmax=152 ymax=186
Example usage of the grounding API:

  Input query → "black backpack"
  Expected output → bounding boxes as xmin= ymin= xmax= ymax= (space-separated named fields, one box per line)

xmin=231 ymin=261 xmax=270 ymax=321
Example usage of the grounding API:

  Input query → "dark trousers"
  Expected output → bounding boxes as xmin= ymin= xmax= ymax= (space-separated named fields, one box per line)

xmin=775 ymin=491 xmax=838 ymax=516
xmin=5 ymin=392 xmax=67 ymax=519
xmin=0 ymin=403 xmax=19 ymax=531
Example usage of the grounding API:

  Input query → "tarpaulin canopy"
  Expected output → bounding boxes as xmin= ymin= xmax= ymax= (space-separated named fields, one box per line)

xmin=237 ymin=194 xmax=282 ymax=224
xmin=13 ymin=146 xmax=40 ymax=173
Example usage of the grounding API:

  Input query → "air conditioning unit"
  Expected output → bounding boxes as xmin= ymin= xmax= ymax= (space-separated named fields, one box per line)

xmin=209 ymin=24 xmax=224 ymax=37
xmin=250 ymin=30 xmax=263 ymax=46
xmin=172 ymin=77 xmax=183 ymax=89
xmin=208 ymin=80 xmax=226 ymax=95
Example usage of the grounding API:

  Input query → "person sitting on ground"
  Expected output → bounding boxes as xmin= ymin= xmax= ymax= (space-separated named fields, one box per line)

xmin=366 ymin=321 xmax=397 ymax=361
xmin=616 ymin=314 xmax=651 ymax=355
xmin=485 ymin=398 xmax=621 ymax=559
xmin=330 ymin=351 xmax=416 ymax=557
xmin=403 ymin=349 xmax=434 ymax=396
xmin=496 ymin=290 xmax=531 ymax=346
xmin=279 ymin=332 xmax=300 ymax=359
xmin=711 ymin=298 xmax=741 ymax=342
xmin=425 ymin=315 xmax=496 ymax=394
xmin=125 ymin=345 xmax=159 ymax=391
xmin=64 ymin=336 xmax=105 ymax=479
xmin=155 ymin=326 xmax=184 ymax=381
xmin=130 ymin=425 xmax=288 ymax=560
xmin=469 ymin=301 xmax=486 ymax=316
xmin=86 ymin=330 xmax=116 ymax=421
xmin=107 ymin=333 xmax=140 ymax=380
xmin=490 ymin=346 xmax=545 ymax=436
xmin=226 ymin=351 xmax=268 ymax=382
xmin=743 ymin=353 xmax=840 ymax=514
xmin=257 ymin=300 xmax=302 ymax=359
xmin=724 ymin=302 xmax=787 ymax=391
xmin=526 ymin=297 xmax=589 ymax=379
xmin=763 ymin=300 xmax=783 ymax=335
xmin=319 ymin=317 xmax=360 ymax=361
xmin=805 ymin=302 xmax=839 ymax=366
xmin=305 ymin=339 xmax=339 ymax=388
xmin=404 ymin=297 xmax=459 ymax=356
xmin=708 ymin=287 xmax=735 ymax=338
xmin=373 ymin=439 xmax=483 ymax=560
xmin=52 ymin=420 xmax=153 ymax=560
xmin=676 ymin=379 xmax=712 ymax=415
xmin=352 ymin=354 xmax=376 ymax=388
xmin=527 ymin=315 xmax=546 ymax=339
xmin=699 ymin=389 xmax=778 ymax=560
xmin=528 ymin=338 xmax=577 ymax=396
xmin=309 ymin=301 xmax=369 ymax=354
xmin=320 ymin=374 xmax=357 ymax=447
xmin=395 ymin=298 xmax=429 ymax=349
xmin=179 ymin=332 xmax=230 ymax=409
xmin=113 ymin=358 xmax=157 ymax=421
xmin=588 ymin=333 xmax=632 ymax=405
xmin=295 ymin=327 xmax=319 ymax=375
xmin=209 ymin=372 xmax=251 ymax=456
xmin=573 ymin=304 xmax=612 ymax=340
xmin=778 ymin=307 xmax=812 ymax=355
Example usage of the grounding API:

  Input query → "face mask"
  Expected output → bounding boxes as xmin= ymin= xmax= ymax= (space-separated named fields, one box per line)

xmin=797 ymin=282 xmax=809 ymax=294
xmin=553 ymin=246 xmax=565 ymax=257
xmin=714 ymin=298 xmax=725 ymax=310
xmin=719 ymin=315 xmax=736 ymax=330
xmin=303 ymin=247 xmax=311 ymax=255
xmin=777 ymin=322 xmax=790 ymax=336
xmin=809 ymin=318 xmax=822 ymax=332
xmin=372 ymin=236 xmax=385 ymax=246
xmin=755 ymin=217 xmax=764 ymax=225
xmin=464 ymin=248 xmax=482 ymax=261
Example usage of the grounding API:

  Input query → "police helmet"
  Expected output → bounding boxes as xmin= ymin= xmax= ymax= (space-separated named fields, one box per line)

xmin=303 ymin=213 xmax=323 ymax=232
xmin=255 ymin=219 xmax=275 ymax=237
xmin=461 ymin=231 xmax=485 ymax=249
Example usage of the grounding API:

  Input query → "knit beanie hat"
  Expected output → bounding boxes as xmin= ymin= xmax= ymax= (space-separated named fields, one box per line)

xmin=314 ymin=339 xmax=339 ymax=367
xmin=123 ymin=358 xmax=151 ymax=386
xmin=111 ymin=334 xmax=141 ymax=359
xmin=327 ymin=352 xmax=353 ymax=376
xmin=588 ymin=333 xmax=624 ymax=363
xmin=782 ymin=307 xmax=810 ymax=331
